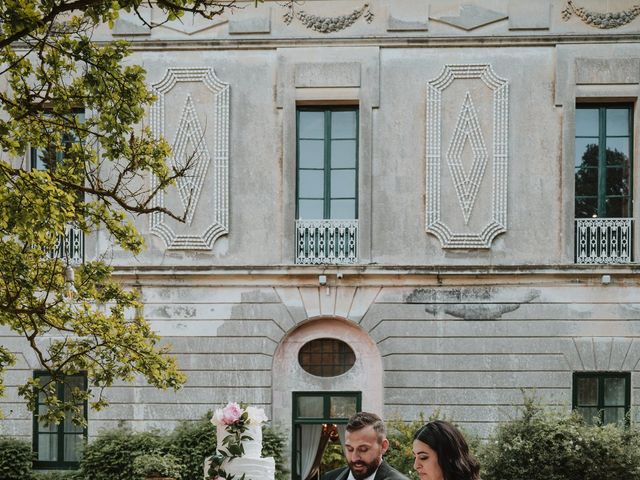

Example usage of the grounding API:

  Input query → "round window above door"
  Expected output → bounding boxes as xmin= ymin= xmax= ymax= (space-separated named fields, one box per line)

xmin=298 ymin=338 xmax=356 ymax=377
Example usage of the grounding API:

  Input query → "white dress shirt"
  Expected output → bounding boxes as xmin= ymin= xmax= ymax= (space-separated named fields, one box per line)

xmin=347 ymin=469 xmax=378 ymax=480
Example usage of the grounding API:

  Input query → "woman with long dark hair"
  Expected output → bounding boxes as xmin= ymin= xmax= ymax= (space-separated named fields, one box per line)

xmin=412 ymin=420 xmax=480 ymax=480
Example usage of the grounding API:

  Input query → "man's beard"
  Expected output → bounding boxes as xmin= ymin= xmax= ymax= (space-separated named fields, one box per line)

xmin=348 ymin=456 xmax=381 ymax=480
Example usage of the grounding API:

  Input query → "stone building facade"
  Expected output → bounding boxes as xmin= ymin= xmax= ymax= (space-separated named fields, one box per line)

xmin=2 ymin=0 xmax=640 ymax=477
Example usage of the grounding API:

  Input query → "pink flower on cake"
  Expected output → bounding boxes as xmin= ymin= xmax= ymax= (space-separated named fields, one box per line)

xmin=214 ymin=402 xmax=243 ymax=425
xmin=212 ymin=402 xmax=270 ymax=427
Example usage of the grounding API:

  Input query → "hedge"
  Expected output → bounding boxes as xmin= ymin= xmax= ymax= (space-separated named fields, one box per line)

xmin=263 ymin=425 xmax=288 ymax=480
xmin=33 ymin=471 xmax=82 ymax=480
xmin=166 ymin=414 xmax=216 ymax=480
xmin=5 ymin=401 xmax=640 ymax=480
xmin=76 ymin=416 xmax=287 ymax=480
xmin=0 ymin=436 xmax=33 ymax=480
xmin=479 ymin=399 xmax=640 ymax=480
xmin=77 ymin=429 xmax=165 ymax=480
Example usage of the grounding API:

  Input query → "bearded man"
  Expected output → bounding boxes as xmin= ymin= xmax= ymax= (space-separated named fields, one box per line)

xmin=322 ymin=412 xmax=409 ymax=480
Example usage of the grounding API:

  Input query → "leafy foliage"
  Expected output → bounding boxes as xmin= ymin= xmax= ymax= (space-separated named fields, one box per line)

xmin=478 ymin=398 xmax=640 ymax=480
xmin=263 ymin=426 xmax=288 ymax=480
xmin=0 ymin=436 xmax=33 ymax=480
xmin=33 ymin=471 xmax=82 ymax=480
xmin=167 ymin=414 xmax=217 ymax=480
xmin=385 ymin=415 xmax=427 ymax=480
xmin=0 ymin=0 xmax=264 ymax=423
xmin=132 ymin=452 xmax=184 ymax=479
xmin=319 ymin=442 xmax=345 ymax=477
xmin=74 ymin=419 xmax=286 ymax=480
xmin=77 ymin=429 xmax=165 ymax=480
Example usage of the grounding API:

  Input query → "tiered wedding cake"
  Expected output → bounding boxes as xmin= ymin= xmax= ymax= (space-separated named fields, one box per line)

xmin=205 ymin=403 xmax=275 ymax=480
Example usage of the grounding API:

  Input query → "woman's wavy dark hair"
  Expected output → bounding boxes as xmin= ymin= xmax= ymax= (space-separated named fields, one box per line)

xmin=413 ymin=420 xmax=480 ymax=480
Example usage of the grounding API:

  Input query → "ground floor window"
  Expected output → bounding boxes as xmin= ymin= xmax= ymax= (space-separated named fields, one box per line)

xmin=33 ymin=372 xmax=87 ymax=469
xmin=292 ymin=391 xmax=361 ymax=480
xmin=573 ymin=372 xmax=630 ymax=425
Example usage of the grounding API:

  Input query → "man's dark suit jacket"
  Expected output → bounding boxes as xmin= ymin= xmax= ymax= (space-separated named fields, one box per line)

xmin=321 ymin=460 xmax=409 ymax=480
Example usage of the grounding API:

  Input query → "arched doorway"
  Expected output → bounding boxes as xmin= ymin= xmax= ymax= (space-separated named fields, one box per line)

xmin=272 ymin=316 xmax=383 ymax=480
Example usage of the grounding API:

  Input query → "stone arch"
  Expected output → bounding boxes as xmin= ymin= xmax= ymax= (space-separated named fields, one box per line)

xmin=271 ymin=315 xmax=384 ymax=437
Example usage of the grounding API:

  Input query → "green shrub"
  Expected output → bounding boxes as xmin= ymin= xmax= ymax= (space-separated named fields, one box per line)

xmin=319 ymin=441 xmax=344 ymax=476
xmin=263 ymin=425 xmax=288 ymax=480
xmin=385 ymin=416 xmax=426 ymax=480
xmin=32 ymin=471 xmax=83 ymax=480
xmin=0 ymin=436 xmax=33 ymax=480
xmin=78 ymin=429 xmax=166 ymax=480
xmin=479 ymin=399 xmax=640 ymax=480
xmin=166 ymin=415 xmax=216 ymax=480
xmin=132 ymin=453 xmax=183 ymax=479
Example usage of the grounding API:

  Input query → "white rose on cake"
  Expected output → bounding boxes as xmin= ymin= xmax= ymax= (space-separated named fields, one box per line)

xmin=246 ymin=406 xmax=268 ymax=425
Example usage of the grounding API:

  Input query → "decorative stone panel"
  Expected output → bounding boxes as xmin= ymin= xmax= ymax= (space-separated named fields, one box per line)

xmin=569 ymin=337 xmax=639 ymax=371
xmin=229 ymin=7 xmax=272 ymax=34
xmin=575 ymin=58 xmax=640 ymax=85
xmin=283 ymin=2 xmax=374 ymax=33
xmin=433 ymin=5 xmax=508 ymax=31
xmin=294 ymin=62 xmax=361 ymax=88
xmin=387 ymin=0 xmax=429 ymax=31
xmin=562 ymin=1 xmax=640 ymax=29
xmin=426 ymin=64 xmax=509 ymax=249
xmin=150 ymin=67 xmax=229 ymax=250
xmin=508 ymin=0 xmax=551 ymax=30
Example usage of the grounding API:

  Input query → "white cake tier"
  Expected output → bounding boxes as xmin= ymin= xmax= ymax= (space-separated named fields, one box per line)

xmin=223 ymin=457 xmax=276 ymax=480
xmin=216 ymin=424 xmax=263 ymax=459
xmin=204 ymin=456 xmax=276 ymax=480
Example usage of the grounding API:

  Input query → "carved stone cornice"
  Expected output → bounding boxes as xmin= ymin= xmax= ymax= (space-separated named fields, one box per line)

xmin=562 ymin=0 xmax=640 ymax=29
xmin=283 ymin=2 xmax=374 ymax=33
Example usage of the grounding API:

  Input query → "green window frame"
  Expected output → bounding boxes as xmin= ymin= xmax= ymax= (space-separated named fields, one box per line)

xmin=296 ymin=107 xmax=359 ymax=220
xmin=575 ymin=104 xmax=633 ymax=218
xmin=30 ymin=109 xmax=86 ymax=263
xmin=32 ymin=372 xmax=88 ymax=470
xmin=572 ymin=372 xmax=630 ymax=426
xmin=31 ymin=109 xmax=85 ymax=172
xmin=291 ymin=391 xmax=361 ymax=480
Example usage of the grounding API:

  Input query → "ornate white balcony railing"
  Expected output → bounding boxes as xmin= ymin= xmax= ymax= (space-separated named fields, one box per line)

xmin=295 ymin=219 xmax=358 ymax=265
xmin=51 ymin=224 xmax=84 ymax=265
xmin=575 ymin=218 xmax=632 ymax=264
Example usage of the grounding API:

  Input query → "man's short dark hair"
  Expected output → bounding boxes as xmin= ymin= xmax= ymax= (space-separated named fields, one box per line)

xmin=346 ymin=411 xmax=386 ymax=442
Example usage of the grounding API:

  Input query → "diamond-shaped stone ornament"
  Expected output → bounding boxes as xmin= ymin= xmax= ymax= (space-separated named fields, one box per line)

xmin=446 ymin=92 xmax=488 ymax=225
xmin=171 ymin=94 xmax=212 ymax=225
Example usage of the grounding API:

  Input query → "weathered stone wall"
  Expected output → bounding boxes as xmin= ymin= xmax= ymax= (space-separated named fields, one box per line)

xmin=6 ymin=270 xmax=636 ymax=439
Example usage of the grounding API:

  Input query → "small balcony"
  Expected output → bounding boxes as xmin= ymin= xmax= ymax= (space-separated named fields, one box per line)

xmin=575 ymin=218 xmax=632 ymax=264
xmin=51 ymin=224 xmax=84 ymax=265
xmin=295 ymin=219 xmax=358 ymax=265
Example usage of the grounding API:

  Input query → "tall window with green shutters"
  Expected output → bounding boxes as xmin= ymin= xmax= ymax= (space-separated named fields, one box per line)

xmin=295 ymin=107 xmax=359 ymax=264
xmin=575 ymin=104 xmax=632 ymax=218
xmin=574 ymin=104 xmax=633 ymax=263
xmin=30 ymin=110 xmax=85 ymax=264
xmin=296 ymin=107 xmax=358 ymax=220
xmin=33 ymin=372 xmax=87 ymax=469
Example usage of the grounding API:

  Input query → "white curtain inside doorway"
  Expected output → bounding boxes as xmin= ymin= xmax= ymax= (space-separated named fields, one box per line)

xmin=300 ymin=424 xmax=323 ymax=480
